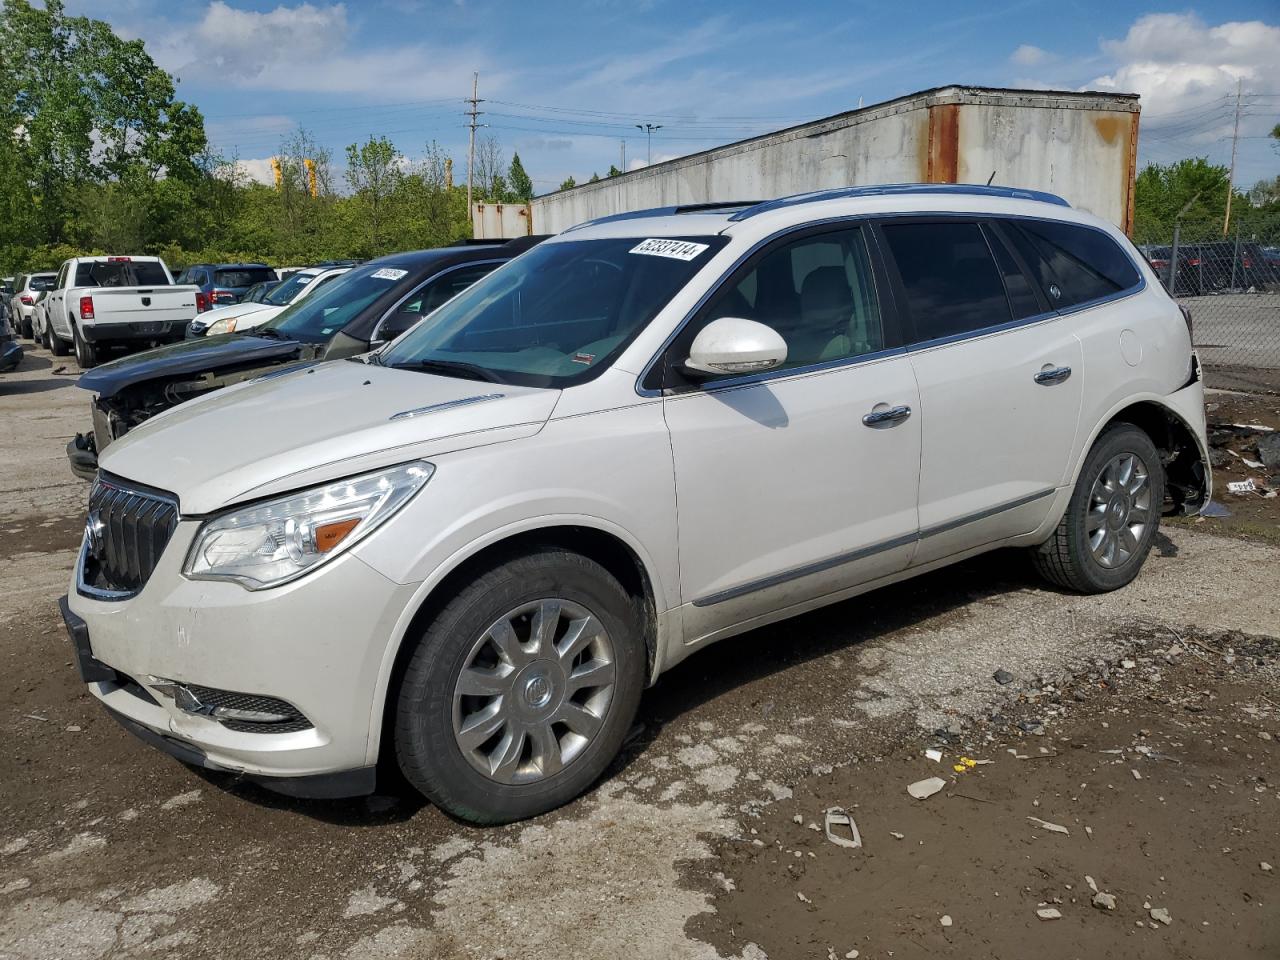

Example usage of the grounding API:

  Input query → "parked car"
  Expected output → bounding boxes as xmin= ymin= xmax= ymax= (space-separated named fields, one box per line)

xmin=66 ymin=238 xmax=541 ymax=478
xmin=60 ymin=186 xmax=1210 ymax=824
xmin=185 ymin=266 xmax=350 ymax=338
xmin=30 ymin=289 xmax=52 ymax=344
xmin=42 ymin=256 xmax=200 ymax=369
xmin=9 ymin=272 xmax=57 ymax=339
xmin=176 ymin=262 xmax=278 ymax=312
xmin=1142 ymin=245 xmax=1205 ymax=296
xmin=0 ymin=301 xmax=21 ymax=372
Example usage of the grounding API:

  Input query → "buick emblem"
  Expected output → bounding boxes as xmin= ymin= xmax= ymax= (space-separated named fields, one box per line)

xmin=85 ymin=511 xmax=106 ymax=560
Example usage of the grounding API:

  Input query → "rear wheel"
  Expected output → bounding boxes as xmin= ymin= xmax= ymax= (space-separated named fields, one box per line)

xmin=73 ymin=324 xmax=98 ymax=368
xmin=1032 ymin=423 xmax=1164 ymax=593
xmin=394 ymin=549 xmax=645 ymax=824
xmin=48 ymin=323 xmax=69 ymax=356
xmin=19 ymin=316 xmax=32 ymax=339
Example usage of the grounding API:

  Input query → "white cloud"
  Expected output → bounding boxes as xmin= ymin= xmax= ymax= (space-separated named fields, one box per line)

xmin=1086 ymin=13 xmax=1280 ymax=126
xmin=1011 ymin=44 xmax=1048 ymax=66
xmin=228 ymin=157 xmax=277 ymax=185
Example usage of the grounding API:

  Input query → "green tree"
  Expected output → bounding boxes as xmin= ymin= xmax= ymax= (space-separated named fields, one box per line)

xmin=508 ymin=151 xmax=533 ymax=202
xmin=588 ymin=172 xmax=600 ymax=183
xmin=345 ymin=135 xmax=404 ymax=257
xmin=607 ymin=164 xmax=622 ymax=178
xmin=559 ymin=175 xmax=576 ymax=191
xmin=1132 ymin=158 xmax=1238 ymax=243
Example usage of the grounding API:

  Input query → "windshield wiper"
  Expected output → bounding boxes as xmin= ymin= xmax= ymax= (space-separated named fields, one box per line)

xmin=393 ymin=358 xmax=505 ymax=383
xmin=253 ymin=327 xmax=291 ymax=340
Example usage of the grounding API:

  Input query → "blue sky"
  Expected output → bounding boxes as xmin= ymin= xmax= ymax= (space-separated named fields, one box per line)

xmin=67 ymin=0 xmax=1280 ymax=194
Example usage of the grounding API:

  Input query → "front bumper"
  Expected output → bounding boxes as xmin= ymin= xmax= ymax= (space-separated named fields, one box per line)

xmin=82 ymin=320 xmax=188 ymax=343
xmin=63 ymin=523 xmax=420 ymax=795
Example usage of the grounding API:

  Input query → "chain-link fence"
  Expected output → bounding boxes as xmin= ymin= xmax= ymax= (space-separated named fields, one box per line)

xmin=1138 ymin=213 xmax=1280 ymax=394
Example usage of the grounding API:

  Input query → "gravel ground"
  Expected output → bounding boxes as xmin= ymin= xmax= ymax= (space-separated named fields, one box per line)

xmin=2 ymin=342 xmax=1279 ymax=959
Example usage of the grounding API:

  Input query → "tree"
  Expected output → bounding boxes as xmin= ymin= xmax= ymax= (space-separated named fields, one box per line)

xmin=473 ymin=135 xmax=505 ymax=202
xmin=1132 ymin=158 xmax=1237 ymax=243
xmin=588 ymin=172 xmax=600 ymax=183
xmin=508 ymin=151 xmax=533 ymax=202
xmin=559 ymin=175 xmax=576 ymax=191
xmin=345 ymin=135 xmax=404 ymax=256
xmin=607 ymin=164 xmax=622 ymax=178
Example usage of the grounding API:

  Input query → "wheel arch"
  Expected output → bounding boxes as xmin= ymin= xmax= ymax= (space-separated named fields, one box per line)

xmin=368 ymin=518 xmax=664 ymax=772
xmin=1073 ymin=395 xmax=1209 ymax=516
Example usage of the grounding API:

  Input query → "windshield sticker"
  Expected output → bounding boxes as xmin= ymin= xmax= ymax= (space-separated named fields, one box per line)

xmin=371 ymin=267 xmax=408 ymax=281
xmin=572 ymin=352 xmax=595 ymax=365
xmin=629 ymin=238 xmax=709 ymax=261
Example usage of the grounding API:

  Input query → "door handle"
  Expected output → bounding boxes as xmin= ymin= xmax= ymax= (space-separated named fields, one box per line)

xmin=862 ymin=404 xmax=912 ymax=427
xmin=1034 ymin=365 xmax=1072 ymax=386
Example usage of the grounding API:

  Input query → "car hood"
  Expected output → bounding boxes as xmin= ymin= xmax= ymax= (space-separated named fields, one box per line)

xmin=99 ymin=358 xmax=560 ymax=514
xmin=77 ymin=334 xmax=306 ymax=398
xmin=198 ymin=301 xmax=272 ymax=323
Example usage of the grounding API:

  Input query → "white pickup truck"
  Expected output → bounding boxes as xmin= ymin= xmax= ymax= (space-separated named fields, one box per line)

xmin=44 ymin=256 xmax=199 ymax=368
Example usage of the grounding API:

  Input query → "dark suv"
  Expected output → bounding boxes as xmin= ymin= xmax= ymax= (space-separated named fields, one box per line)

xmin=68 ymin=238 xmax=545 ymax=478
xmin=176 ymin=263 xmax=279 ymax=312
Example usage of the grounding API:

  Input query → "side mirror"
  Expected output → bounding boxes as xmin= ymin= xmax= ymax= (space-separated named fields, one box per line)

xmin=684 ymin=316 xmax=788 ymax=377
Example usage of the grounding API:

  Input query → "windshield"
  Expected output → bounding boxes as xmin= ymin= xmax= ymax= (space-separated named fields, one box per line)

xmin=379 ymin=237 xmax=726 ymax=387
xmin=74 ymin=261 xmax=170 ymax=287
xmin=262 ymin=272 xmax=314 ymax=306
xmin=263 ymin=263 xmax=410 ymax=343
xmin=214 ymin=267 xmax=275 ymax=288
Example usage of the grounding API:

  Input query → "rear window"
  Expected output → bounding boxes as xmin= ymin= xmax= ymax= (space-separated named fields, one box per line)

xmin=1004 ymin=220 xmax=1140 ymax=308
xmin=214 ymin=267 xmax=275 ymax=288
xmin=29 ymin=275 xmax=55 ymax=291
xmin=73 ymin=261 xmax=170 ymax=287
xmin=881 ymin=220 xmax=1013 ymax=343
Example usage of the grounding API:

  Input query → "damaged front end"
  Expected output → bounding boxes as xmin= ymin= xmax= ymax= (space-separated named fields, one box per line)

xmin=68 ymin=335 xmax=322 ymax=480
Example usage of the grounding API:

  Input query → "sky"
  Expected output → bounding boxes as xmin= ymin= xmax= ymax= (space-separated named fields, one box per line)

xmin=63 ymin=0 xmax=1280 ymax=196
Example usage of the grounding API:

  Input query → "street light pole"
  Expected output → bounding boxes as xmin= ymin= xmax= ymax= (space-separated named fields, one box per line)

xmin=635 ymin=123 xmax=663 ymax=165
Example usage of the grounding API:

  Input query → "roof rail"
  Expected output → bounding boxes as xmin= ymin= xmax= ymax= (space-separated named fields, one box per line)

xmin=565 ymin=200 xmax=763 ymax=233
xmin=727 ymin=183 xmax=1070 ymax=220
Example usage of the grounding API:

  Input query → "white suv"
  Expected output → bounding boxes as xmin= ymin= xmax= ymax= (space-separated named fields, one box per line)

xmin=62 ymin=185 xmax=1210 ymax=823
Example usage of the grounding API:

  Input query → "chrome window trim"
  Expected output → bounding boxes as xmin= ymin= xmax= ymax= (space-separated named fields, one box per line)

xmin=369 ymin=259 xmax=507 ymax=345
xmin=637 ymin=211 xmax=1146 ymax=397
xmin=691 ymin=487 xmax=1056 ymax=607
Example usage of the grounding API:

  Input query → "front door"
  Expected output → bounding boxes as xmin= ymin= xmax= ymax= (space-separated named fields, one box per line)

xmin=660 ymin=224 xmax=921 ymax=644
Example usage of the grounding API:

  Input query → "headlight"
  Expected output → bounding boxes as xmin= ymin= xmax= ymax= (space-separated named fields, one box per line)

xmin=183 ymin=462 xmax=434 ymax=589
xmin=205 ymin=315 xmax=241 ymax=335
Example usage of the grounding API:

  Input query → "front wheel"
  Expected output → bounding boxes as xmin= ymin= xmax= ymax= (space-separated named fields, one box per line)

xmin=48 ymin=323 xmax=69 ymax=356
xmin=1032 ymin=423 xmax=1164 ymax=593
xmin=394 ymin=549 xmax=645 ymax=824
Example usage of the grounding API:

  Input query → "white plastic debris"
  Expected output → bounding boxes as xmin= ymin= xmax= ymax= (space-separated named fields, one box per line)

xmin=907 ymin=777 xmax=947 ymax=800
xmin=1226 ymin=479 xmax=1257 ymax=494
xmin=824 ymin=808 xmax=863 ymax=850
xmin=925 ymin=748 xmax=943 ymax=763
xmin=1027 ymin=816 xmax=1070 ymax=836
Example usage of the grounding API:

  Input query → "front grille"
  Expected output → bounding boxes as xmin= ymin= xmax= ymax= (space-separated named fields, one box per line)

xmin=79 ymin=474 xmax=180 ymax=599
xmin=182 ymin=684 xmax=313 ymax=734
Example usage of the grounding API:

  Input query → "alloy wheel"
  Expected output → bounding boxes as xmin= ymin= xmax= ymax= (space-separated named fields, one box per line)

xmin=452 ymin=598 xmax=616 ymax=785
xmin=1086 ymin=451 xmax=1152 ymax=568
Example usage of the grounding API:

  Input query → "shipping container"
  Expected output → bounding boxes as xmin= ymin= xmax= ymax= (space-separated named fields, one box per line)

xmin=529 ymin=85 xmax=1140 ymax=235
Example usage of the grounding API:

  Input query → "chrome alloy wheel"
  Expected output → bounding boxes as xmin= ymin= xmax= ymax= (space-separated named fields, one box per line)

xmin=452 ymin=598 xmax=616 ymax=785
xmin=1086 ymin=451 xmax=1152 ymax=569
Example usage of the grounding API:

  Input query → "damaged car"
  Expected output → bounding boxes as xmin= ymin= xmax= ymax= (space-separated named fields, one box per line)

xmin=67 ymin=238 xmax=543 ymax=479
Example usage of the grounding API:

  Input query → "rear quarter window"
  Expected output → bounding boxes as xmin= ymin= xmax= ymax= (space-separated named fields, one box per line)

xmin=1004 ymin=220 xmax=1141 ymax=309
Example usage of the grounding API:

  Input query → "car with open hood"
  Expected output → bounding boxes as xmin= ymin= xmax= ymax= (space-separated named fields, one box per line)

xmin=61 ymin=185 xmax=1210 ymax=824
xmin=66 ymin=238 xmax=542 ymax=479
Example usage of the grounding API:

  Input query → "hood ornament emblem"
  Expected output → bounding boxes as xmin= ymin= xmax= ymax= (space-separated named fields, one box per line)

xmin=390 ymin=393 xmax=505 ymax=421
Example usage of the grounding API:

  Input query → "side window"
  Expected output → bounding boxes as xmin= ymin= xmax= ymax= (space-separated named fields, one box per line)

xmin=675 ymin=226 xmax=883 ymax=381
xmin=378 ymin=264 xmax=499 ymax=342
xmin=881 ymin=220 xmax=1013 ymax=343
xmin=55 ymin=263 xmax=69 ymax=289
xmin=985 ymin=224 xmax=1044 ymax=320
xmin=1003 ymin=219 xmax=1141 ymax=308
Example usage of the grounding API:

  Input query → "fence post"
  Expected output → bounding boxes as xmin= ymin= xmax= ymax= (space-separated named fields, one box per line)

xmin=1169 ymin=223 xmax=1180 ymax=295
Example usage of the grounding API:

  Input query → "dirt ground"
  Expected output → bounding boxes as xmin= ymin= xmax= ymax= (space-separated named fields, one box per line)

xmin=2 ymin=342 xmax=1280 ymax=960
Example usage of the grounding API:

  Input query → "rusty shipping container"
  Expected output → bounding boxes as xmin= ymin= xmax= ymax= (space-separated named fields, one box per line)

xmin=529 ymin=85 xmax=1141 ymax=235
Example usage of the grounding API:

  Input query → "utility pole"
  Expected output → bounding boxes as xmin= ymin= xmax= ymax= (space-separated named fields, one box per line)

xmin=620 ymin=139 xmax=626 ymax=173
xmin=466 ymin=72 xmax=484 ymax=214
xmin=635 ymin=123 xmax=663 ymax=165
xmin=1223 ymin=77 xmax=1243 ymax=236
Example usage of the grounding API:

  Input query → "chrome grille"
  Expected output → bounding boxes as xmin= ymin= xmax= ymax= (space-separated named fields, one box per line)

xmin=79 ymin=474 xmax=180 ymax=599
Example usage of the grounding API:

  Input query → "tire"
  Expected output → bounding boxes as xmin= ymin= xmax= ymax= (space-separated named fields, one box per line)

xmin=73 ymin=324 xmax=98 ymax=368
xmin=394 ymin=549 xmax=645 ymax=824
xmin=20 ymin=317 xmax=32 ymax=340
xmin=1032 ymin=423 xmax=1164 ymax=593
xmin=48 ymin=323 xmax=69 ymax=356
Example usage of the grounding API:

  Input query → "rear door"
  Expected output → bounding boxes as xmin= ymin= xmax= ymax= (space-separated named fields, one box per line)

xmin=661 ymin=223 xmax=922 ymax=643
xmin=876 ymin=217 xmax=1083 ymax=565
